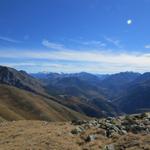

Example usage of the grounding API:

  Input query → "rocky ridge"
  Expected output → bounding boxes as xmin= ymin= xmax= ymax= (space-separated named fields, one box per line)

xmin=0 ymin=113 xmax=150 ymax=150
xmin=71 ymin=112 xmax=150 ymax=149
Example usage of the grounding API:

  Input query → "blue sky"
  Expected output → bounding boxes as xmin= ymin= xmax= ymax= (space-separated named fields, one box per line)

xmin=0 ymin=0 xmax=150 ymax=73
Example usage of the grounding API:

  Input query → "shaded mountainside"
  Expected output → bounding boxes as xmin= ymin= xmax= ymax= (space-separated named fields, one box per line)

xmin=32 ymin=72 xmax=103 ymax=91
xmin=33 ymin=71 xmax=141 ymax=100
xmin=41 ymin=74 xmax=120 ymax=117
xmin=115 ymin=72 xmax=150 ymax=114
xmin=0 ymin=66 xmax=120 ymax=118
xmin=33 ymin=71 xmax=150 ymax=115
xmin=45 ymin=76 xmax=104 ymax=98
xmin=100 ymin=72 xmax=141 ymax=99
xmin=101 ymin=72 xmax=141 ymax=90
xmin=0 ymin=66 xmax=46 ymax=95
xmin=0 ymin=84 xmax=89 ymax=121
xmin=1 ymin=65 xmax=150 ymax=118
xmin=55 ymin=96 xmax=120 ymax=118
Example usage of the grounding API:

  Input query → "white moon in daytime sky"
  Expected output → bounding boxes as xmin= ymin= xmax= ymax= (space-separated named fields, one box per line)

xmin=127 ymin=19 xmax=132 ymax=25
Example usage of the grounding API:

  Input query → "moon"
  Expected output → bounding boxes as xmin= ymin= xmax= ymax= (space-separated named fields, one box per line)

xmin=127 ymin=19 xmax=132 ymax=25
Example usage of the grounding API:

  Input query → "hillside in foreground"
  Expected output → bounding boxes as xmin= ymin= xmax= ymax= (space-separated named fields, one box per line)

xmin=1 ymin=65 xmax=150 ymax=119
xmin=0 ymin=113 xmax=149 ymax=150
xmin=0 ymin=66 xmax=121 ymax=119
xmin=0 ymin=84 xmax=88 ymax=121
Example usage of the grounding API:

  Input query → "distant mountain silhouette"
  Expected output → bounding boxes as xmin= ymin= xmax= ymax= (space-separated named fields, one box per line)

xmin=0 ymin=66 xmax=46 ymax=95
xmin=32 ymin=72 xmax=122 ymax=117
xmin=33 ymin=71 xmax=150 ymax=115
xmin=0 ymin=66 xmax=89 ymax=121
xmin=115 ymin=72 xmax=150 ymax=113
xmin=100 ymin=72 xmax=141 ymax=99
xmin=0 ymin=65 xmax=150 ymax=120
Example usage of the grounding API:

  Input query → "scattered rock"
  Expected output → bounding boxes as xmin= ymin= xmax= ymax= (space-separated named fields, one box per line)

xmin=71 ymin=126 xmax=84 ymax=134
xmin=85 ymin=134 xmax=97 ymax=142
xmin=43 ymin=121 xmax=48 ymax=126
xmin=104 ymin=144 xmax=115 ymax=150
xmin=71 ymin=113 xmax=150 ymax=138
xmin=71 ymin=120 xmax=87 ymax=125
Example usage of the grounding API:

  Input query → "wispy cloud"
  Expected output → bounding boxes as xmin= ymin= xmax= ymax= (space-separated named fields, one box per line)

xmin=83 ymin=40 xmax=106 ymax=47
xmin=42 ymin=39 xmax=107 ymax=51
xmin=104 ymin=37 xmax=122 ymax=48
xmin=42 ymin=40 xmax=64 ymax=50
xmin=0 ymin=39 xmax=149 ymax=73
xmin=71 ymin=39 xmax=106 ymax=47
xmin=0 ymin=36 xmax=21 ymax=43
xmin=0 ymin=48 xmax=150 ymax=73
xmin=145 ymin=44 xmax=150 ymax=49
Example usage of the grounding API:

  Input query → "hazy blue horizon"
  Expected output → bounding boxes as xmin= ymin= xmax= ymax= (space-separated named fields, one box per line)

xmin=0 ymin=64 xmax=144 ymax=75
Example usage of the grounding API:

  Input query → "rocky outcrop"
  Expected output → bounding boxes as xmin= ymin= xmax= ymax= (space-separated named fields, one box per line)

xmin=71 ymin=113 xmax=150 ymax=138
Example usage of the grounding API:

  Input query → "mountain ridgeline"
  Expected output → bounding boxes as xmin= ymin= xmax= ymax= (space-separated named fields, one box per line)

xmin=31 ymin=71 xmax=150 ymax=115
xmin=0 ymin=65 xmax=150 ymax=121
xmin=0 ymin=66 xmax=89 ymax=121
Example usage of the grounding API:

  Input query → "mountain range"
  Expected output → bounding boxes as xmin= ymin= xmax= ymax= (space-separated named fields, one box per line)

xmin=0 ymin=65 xmax=150 ymax=121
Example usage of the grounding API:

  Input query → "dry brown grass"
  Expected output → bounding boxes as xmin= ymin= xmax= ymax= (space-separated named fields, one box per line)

xmin=0 ymin=121 xmax=149 ymax=150
xmin=0 ymin=121 xmax=81 ymax=150
xmin=0 ymin=85 xmax=89 ymax=121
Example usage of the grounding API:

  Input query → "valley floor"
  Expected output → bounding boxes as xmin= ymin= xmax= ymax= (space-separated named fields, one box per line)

xmin=0 ymin=113 xmax=150 ymax=150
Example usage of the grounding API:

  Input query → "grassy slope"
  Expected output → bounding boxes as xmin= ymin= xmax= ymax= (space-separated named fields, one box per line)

xmin=0 ymin=120 xmax=149 ymax=150
xmin=0 ymin=84 xmax=89 ymax=121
